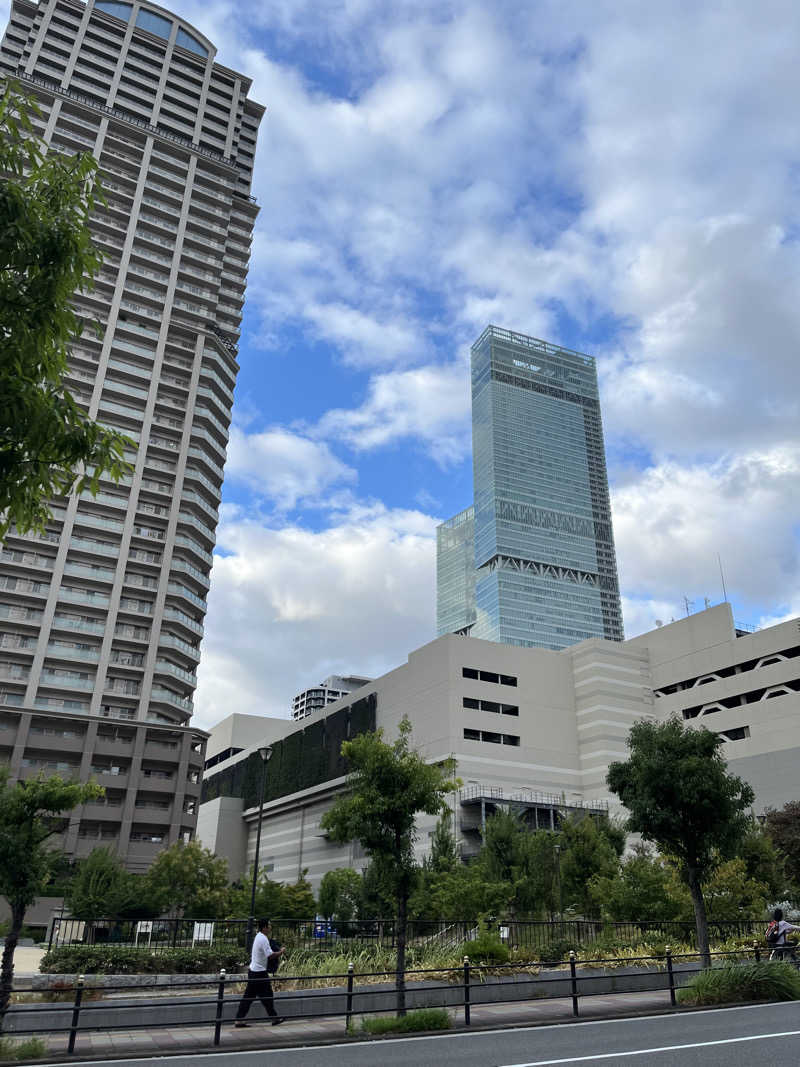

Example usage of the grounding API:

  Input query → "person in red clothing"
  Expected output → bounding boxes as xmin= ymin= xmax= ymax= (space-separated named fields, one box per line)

xmin=234 ymin=918 xmax=286 ymax=1027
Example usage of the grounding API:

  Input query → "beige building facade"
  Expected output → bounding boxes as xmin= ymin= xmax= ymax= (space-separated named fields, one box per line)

xmin=198 ymin=603 xmax=800 ymax=890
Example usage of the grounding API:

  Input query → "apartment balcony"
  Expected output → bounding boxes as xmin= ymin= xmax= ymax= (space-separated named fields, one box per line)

xmin=0 ymin=693 xmax=25 ymax=708
xmin=81 ymin=801 xmax=124 ymax=820
xmin=52 ymin=615 xmax=106 ymax=637
xmin=180 ymin=489 xmax=218 ymax=525
xmin=98 ymin=397 xmax=145 ymax=425
xmin=70 ymin=537 xmax=120 ymax=558
xmin=72 ymin=511 xmax=125 ymax=535
xmin=182 ymin=466 xmax=220 ymax=502
xmin=0 ymin=604 xmax=45 ymax=627
xmin=188 ymin=426 xmax=227 ymax=464
xmin=158 ymin=633 xmax=201 ymax=663
xmin=199 ymin=367 xmax=235 ymax=405
xmin=93 ymin=735 xmax=136 ymax=758
xmin=38 ymin=673 xmax=96 ymax=691
xmin=196 ymin=385 xmax=231 ymax=423
xmin=163 ymin=608 xmax=203 ymax=638
xmin=46 ymin=644 xmax=101 ymax=664
xmin=0 ymin=550 xmax=55 ymax=577
xmin=133 ymin=800 xmax=173 ymax=819
xmin=0 ymin=576 xmax=49 ymax=599
xmin=154 ymin=658 xmax=197 ymax=687
xmin=177 ymin=511 xmax=216 ymax=547
xmin=138 ymin=771 xmax=177 ymax=793
xmin=114 ymin=623 xmax=150 ymax=643
xmin=27 ymin=732 xmax=86 ymax=755
xmin=150 ymin=684 xmax=194 ymax=713
xmin=187 ymin=446 xmax=224 ymax=483
xmin=62 ymin=562 xmax=115 ymax=584
xmin=166 ymin=582 xmax=206 ymax=614
xmin=0 ymin=666 xmax=29 ymax=684
xmin=58 ymin=588 xmax=111 ymax=610
xmin=89 ymin=767 xmax=130 ymax=789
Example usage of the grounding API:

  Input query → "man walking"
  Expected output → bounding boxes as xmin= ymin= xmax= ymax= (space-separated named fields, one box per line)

xmin=234 ymin=918 xmax=286 ymax=1027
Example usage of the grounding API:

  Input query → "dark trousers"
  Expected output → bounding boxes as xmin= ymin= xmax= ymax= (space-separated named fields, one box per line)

xmin=236 ymin=969 xmax=277 ymax=1019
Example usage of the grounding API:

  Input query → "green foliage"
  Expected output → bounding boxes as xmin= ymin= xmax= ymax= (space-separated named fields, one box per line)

xmin=462 ymin=930 xmax=509 ymax=963
xmin=559 ymin=816 xmax=619 ymax=919
xmin=65 ymin=847 xmax=146 ymax=920
xmin=279 ymin=874 xmax=316 ymax=921
xmin=410 ymin=857 xmax=507 ymax=921
xmin=428 ymin=809 xmax=459 ymax=873
xmin=737 ymin=820 xmax=786 ymax=900
xmin=318 ymin=868 xmax=362 ymax=922
xmin=0 ymin=83 xmax=130 ymax=540
xmin=201 ymin=699 xmax=377 ymax=808
xmin=321 ymin=717 xmax=459 ymax=1011
xmin=321 ymin=718 xmax=458 ymax=895
xmin=359 ymin=1007 xmax=451 ymax=1034
xmin=607 ymin=717 xmax=755 ymax=962
xmin=144 ymin=841 xmax=229 ymax=920
xmin=0 ymin=1035 xmax=47 ymax=1061
xmin=588 ymin=845 xmax=682 ymax=922
xmin=765 ymin=801 xmax=800 ymax=895
xmin=538 ymin=936 xmax=575 ymax=964
xmin=40 ymin=945 xmax=246 ymax=975
xmin=0 ymin=769 xmax=104 ymax=1023
xmin=677 ymin=960 xmax=800 ymax=1005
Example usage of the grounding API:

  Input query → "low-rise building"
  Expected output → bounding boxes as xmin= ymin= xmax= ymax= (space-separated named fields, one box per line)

xmin=197 ymin=603 xmax=800 ymax=890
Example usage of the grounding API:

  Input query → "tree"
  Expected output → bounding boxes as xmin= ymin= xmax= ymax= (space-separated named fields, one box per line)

xmin=0 ymin=770 xmax=103 ymax=1026
xmin=737 ymin=819 xmax=786 ymax=900
xmin=559 ymin=815 xmax=620 ymax=919
xmin=229 ymin=867 xmax=285 ymax=921
xmin=588 ymin=844 xmax=682 ymax=923
xmin=0 ymin=83 xmax=130 ymax=540
xmin=607 ymin=717 xmax=754 ymax=966
xmin=320 ymin=717 xmax=458 ymax=1013
xmin=279 ymin=874 xmax=316 ymax=921
xmin=318 ymin=868 xmax=363 ymax=923
xmin=427 ymin=809 xmax=459 ymax=873
xmin=765 ymin=801 xmax=800 ymax=895
xmin=145 ymin=840 xmax=230 ymax=919
xmin=64 ymin=847 xmax=142 ymax=921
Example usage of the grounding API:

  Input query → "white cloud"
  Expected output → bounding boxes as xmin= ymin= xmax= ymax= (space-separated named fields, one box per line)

xmin=194 ymin=504 xmax=438 ymax=727
xmin=612 ymin=447 xmax=800 ymax=620
xmin=316 ymin=361 xmax=471 ymax=462
xmin=225 ymin=426 xmax=356 ymax=509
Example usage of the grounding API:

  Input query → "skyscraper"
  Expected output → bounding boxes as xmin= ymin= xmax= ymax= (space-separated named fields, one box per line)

xmin=0 ymin=0 xmax=263 ymax=868
xmin=437 ymin=326 xmax=624 ymax=650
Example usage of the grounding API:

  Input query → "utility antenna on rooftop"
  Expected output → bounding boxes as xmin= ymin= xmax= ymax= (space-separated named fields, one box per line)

xmin=683 ymin=596 xmax=694 ymax=617
xmin=717 ymin=553 xmax=728 ymax=602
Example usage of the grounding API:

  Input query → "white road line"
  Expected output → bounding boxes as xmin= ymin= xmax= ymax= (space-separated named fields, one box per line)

xmin=499 ymin=1028 xmax=800 ymax=1066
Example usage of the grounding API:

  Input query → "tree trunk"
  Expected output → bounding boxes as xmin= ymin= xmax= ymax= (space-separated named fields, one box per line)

xmin=0 ymin=900 xmax=25 ymax=1031
xmin=395 ymin=886 xmax=407 ymax=1016
xmin=686 ymin=867 xmax=711 ymax=969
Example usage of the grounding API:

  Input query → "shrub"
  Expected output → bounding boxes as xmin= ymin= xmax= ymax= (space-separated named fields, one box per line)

xmin=538 ymin=937 xmax=574 ymax=964
xmin=39 ymin=945 xmax=247 ymax=975
xmin=677 ymin=961 xmax=800 ymax=1006
xmin=461 ymin=932 xmax=509 ymax=964
xmin=0 ymin=1036 xmax=47 ymax=1061
xmin=359 ymin=1008 xmax=451 ymax=1034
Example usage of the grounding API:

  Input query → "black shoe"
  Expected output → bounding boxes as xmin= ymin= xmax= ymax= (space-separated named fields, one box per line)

xmin=234 ymin=1021 xmax=250 ymax=1028
xmin=271 ymin=1017 xmax=284 ymax=1026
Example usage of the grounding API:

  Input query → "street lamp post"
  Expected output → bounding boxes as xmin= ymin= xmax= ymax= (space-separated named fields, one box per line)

xmin=554 ymin=843 xmax=563 ymax=922
xmin=246 ymin=745 xmax=272 ymax=951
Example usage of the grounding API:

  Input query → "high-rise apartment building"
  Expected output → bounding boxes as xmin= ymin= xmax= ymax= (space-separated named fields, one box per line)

xmin=0 ymin=0 xmax=263 ymax=869
xmin=291 ymin=674 xmax=372 ymax=721
xmin=437 ymin=326 xmax=624 ymax=650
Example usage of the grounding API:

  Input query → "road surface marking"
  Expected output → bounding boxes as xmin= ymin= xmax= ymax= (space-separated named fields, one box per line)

xmin=499 ymin=1028 xmax=800 ymax=1066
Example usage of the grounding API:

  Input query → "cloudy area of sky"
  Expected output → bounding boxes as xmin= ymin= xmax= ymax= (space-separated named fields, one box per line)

xmin=6 ymin=0 xmax=798 ymax=727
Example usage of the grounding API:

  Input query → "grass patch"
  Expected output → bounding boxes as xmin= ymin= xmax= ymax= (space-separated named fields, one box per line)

xmin=0 ymin=1036 xmax=48 ymax=1061
xmin=359 ymin=1008 xmax=451 ymax=1034
xmin=677 ymin=960 xmax=800 ymax=1006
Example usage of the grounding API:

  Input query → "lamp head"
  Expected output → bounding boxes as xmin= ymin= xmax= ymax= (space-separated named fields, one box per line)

xmin=258 ymin=745 xmax=273 ymax=763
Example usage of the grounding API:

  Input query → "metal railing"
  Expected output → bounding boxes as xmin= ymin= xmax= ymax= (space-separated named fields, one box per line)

xmin=45 ymin=916 xmax=766 ymax=956
xmin=4 ymin=945 xmax=786 ymax=1056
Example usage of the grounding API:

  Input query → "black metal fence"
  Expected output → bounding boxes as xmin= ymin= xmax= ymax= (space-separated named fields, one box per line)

xmin=4 ymin=944 xmax=781 ymax=1057
xmin=46 ymin=915 xmax=765 ymax=956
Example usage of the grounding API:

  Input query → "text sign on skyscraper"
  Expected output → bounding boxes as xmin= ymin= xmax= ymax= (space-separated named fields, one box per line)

xmin=437 ymin=326 xmax=623 ymax=651
xmin=0 ymin=0 xmax=263 ymax=867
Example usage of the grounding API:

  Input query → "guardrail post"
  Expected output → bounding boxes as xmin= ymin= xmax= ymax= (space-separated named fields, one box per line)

xmin=665 ymin=947 xmax=676 ymax=1007
xmin=213 ymin=968 xmax=226 ymax=1046
xmin=753 ymin=940 xmax=761 ymax=963
xmin=67 ymin=974 xmax=84 ymax=1055
xmin=569 ymin=951 xmax=579 ymax=1017
xmin=345 ymin=962 xmax=354 ymax=1032
xmin=463 ymin=956 xmax=471 ymax=1026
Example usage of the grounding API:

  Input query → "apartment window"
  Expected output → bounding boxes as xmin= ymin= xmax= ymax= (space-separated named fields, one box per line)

xmin=720 ymin=726 xmax=751 ymax=741
xmin=95 ymin=0 xmax=132 ymax=21
xmin=135 ymin=8 xmax=171 ymax=38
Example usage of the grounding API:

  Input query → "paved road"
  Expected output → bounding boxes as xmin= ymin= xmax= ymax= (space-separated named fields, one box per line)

xmin=44 ymin=1002 xmax=800 ymax=1066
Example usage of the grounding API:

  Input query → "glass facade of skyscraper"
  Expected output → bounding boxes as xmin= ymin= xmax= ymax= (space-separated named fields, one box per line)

xmin=436 ymin=506 xmax=476 ymax=636
xmin=437 ymin=326 xmax=623 ymax=650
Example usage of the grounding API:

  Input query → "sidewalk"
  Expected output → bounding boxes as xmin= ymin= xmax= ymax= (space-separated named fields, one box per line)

xmin=19 ymin=987 xmax=685 ymax=1062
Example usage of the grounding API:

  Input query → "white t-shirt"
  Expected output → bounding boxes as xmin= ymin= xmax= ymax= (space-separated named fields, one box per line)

xmin=249 ymin=930 xmax=276 ymax=971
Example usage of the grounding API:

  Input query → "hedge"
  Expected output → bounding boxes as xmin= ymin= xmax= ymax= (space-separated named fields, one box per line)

xmin=40 ymin=945 xmax=248 ymax=975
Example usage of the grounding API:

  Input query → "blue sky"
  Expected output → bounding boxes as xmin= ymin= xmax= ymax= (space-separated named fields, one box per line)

xmin=6 ymin=0 xmax=799 ymax=726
